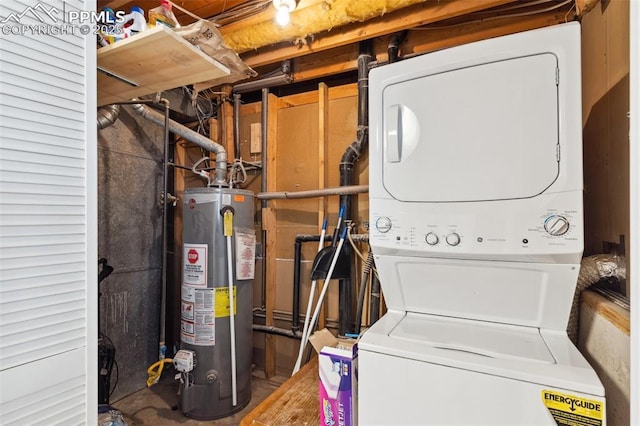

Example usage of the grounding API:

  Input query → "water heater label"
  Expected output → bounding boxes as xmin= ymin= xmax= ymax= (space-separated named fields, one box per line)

xmin=181 ymin=287 xmax=216 ymax=346
xmin=236 ymin=231 xmax=256 ymax=280
xmin=215 ymin=287 xmax=237 ymax=318
xmin=183 ymin=243 xmax=208 ymax=287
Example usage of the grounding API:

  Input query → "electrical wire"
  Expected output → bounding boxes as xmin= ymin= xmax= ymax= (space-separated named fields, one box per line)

xmin=209 ymin=0 xmax=271 ymax=26
xmin=411 ymin=0 xmax=575 ymax=31
xmin=110 ymin=359 xmax=119 ymax=398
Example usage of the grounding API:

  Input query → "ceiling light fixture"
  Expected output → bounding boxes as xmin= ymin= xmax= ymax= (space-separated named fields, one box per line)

xmin=273 ymin=0 xmax=297 ymax=26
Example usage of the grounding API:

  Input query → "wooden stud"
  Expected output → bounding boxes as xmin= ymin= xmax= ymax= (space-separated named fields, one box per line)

xmin=264 ymin=92 xmax=279 ymax=378
xmin=219 ymin=85 xmax=236 ymax=160
xmin=317 ymin=82 xmax=329 ymax=330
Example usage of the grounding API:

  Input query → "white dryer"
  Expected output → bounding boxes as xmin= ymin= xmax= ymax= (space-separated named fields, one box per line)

xmin=360 ymin=22 xmax=606 ymax=425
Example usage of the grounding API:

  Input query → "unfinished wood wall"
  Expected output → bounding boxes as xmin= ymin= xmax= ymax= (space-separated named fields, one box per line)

xmin=581 ymin=0 xmax=631 ymax=294
xmin=238 ymin=84 xmax=368 ymax=376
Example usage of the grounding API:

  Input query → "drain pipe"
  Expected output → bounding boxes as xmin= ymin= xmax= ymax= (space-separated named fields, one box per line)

xmin=97 ymin=104 xmax=121 ymax=129
xmin=337 ymin=40 xmax=373 ymax=335
xmin=260 ymin=88 xmax=269 ymax=310
xmin=388 ymin=31 xmax=408 ymax=64
xmin=128 ymin=101 xmax=228 ymax=186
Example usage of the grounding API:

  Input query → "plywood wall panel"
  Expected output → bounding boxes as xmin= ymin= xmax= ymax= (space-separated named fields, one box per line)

xmin=581 ymin=0 xmax=631 ymax=296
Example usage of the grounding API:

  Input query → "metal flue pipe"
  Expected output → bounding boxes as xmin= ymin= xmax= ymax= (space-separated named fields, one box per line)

xmin=128 ymin=101 xmax=228 ymax=186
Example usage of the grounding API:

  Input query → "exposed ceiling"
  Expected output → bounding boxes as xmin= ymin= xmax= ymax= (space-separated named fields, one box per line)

xmin=98 ymin=0 xmax=597 ymax=90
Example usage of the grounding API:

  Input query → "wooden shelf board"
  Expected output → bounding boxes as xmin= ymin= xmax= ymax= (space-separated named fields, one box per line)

xmin=97 ymin=25 xmax=230 ymax=106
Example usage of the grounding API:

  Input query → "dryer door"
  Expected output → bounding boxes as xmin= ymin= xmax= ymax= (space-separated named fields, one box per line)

xmin=382 ymin=53 xmax=560 ymax=202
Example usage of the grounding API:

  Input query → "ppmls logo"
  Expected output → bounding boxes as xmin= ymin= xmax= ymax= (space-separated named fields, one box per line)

xmin=0 ymin=2 xmax=125 ymax=36
xmin=0 ymin=3 xmax=59 ymax=24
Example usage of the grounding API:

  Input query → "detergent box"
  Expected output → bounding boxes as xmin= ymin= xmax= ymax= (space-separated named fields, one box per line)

xmin=309 ymin=329 xmax=358 ymax=426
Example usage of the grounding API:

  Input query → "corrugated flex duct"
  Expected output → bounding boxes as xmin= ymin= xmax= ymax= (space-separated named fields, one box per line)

xmin=567 ymin=254 xmax=626 ymax=343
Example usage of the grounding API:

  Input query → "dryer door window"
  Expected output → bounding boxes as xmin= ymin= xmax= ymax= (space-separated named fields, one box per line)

xmin=382 ymin=53 xmax=560 ymax=202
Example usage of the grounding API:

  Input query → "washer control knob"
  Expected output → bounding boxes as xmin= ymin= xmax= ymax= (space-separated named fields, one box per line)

xmin=425 ymin=232 xmax=439 ymax=246
xmin=544 ymin=215 xmax=570 ymax=236
xmin=446 ymin=233 xmax=461 ymax=246
xmin=375 ymin=217 xmax=392 ymax=233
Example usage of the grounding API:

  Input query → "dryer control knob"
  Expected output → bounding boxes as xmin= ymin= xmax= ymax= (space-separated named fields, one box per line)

xmin=375 ymin=217 xmax=392 ymax=233
xmin=425 ymin=232 xmax=439 ymax=246
xmin=446 ymin=233 xmax=461 ymax=246
xmin=544 ymin=215 xmax=570 ymax=236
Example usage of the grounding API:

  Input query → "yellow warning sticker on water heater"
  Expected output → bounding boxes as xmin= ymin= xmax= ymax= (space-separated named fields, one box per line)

xmin=541 ymin=390 xmax=604 ymax=425
xmin=214 ymin=286 xmax=237 ymax=318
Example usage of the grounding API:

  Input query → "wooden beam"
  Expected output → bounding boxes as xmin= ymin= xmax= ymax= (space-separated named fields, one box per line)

xmin=263 ymin=92 xmax=279 ymax=378
xmin=289 ymin=9 xmax=573 ymax=83
xmin=220 ymin=85 xmax=235 ymax=160
xmin=277 ymin=84 xmax=358 ymax=108
xmin=240 ymin=0 xmax=515 ymax=69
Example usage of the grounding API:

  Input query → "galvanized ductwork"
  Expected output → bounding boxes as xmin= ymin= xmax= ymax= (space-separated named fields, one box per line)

xmin=97 ymin=104 xmax=121 ymax=129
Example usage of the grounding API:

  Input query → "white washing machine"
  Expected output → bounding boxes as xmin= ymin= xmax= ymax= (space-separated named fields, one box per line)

xmin=360 ymin=22 xmax=606 ymax=425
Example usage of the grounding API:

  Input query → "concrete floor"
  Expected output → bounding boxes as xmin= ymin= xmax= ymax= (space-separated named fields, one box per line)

xmin=105 ymin=370 xmax=287 ymax=425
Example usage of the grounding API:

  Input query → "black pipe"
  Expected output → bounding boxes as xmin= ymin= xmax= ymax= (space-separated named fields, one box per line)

xmin=292 ymin=234 xmax=332 ymax=332
xmin=388 ymin=31 xmax=408 ymax=64
xmin=261 ymin=88 xmax=269 ymax=310
xmin=337 ymin=40 xmax=373 ymax=336
xmin=292 ymin=240 xmax=302 ymax=332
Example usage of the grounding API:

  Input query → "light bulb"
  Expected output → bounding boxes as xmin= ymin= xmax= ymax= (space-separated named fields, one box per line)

xmin=275 ymin=7 xmax=290 ymax=26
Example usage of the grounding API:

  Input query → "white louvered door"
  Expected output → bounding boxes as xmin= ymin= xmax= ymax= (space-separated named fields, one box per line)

xmin=0 ymin=0 xmax=97 ymax=424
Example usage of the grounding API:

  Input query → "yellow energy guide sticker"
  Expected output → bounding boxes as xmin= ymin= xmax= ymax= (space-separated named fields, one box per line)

xmin=214 ymin=286 xmax=237 ymax=318
xmin=541 ymin=390 xmax=604 ymax=426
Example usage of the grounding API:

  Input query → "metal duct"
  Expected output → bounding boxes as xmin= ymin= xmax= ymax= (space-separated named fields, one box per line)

xmin=128 ymin=102 xmax=228 ymax=186
xmin=97 ymin=104 xmax=121 ymax=129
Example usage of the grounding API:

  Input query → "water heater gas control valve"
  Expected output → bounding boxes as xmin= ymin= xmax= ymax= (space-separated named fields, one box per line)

xmin=544 ymin=215 xmax=570 ymax=236
xmin=174 ymin=350 xmax=195 ymax=373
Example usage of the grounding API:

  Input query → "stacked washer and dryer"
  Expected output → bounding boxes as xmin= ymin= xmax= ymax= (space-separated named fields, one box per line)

xmin=360 ymin=23 xmax=606 ymax=425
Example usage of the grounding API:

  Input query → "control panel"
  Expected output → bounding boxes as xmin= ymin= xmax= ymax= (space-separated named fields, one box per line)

xmin=369 ymin=193 xmax=583 ymax=261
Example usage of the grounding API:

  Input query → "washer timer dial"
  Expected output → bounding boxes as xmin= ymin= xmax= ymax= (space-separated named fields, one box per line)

xmin=544 ymin=215 xmax=570 ymax=236
xmin=375 ymin=216 xmax=392 ymax=233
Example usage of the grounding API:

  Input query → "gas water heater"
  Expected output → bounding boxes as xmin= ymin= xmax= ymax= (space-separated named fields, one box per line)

xmin=177 ymin=187 xmax=255 ymax=420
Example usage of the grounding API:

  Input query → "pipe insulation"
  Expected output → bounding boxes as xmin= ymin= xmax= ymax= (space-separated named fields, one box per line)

xmin=128 ymin=102 xmax=228 ymax=185
xmin=567 ymin=254 xmax=626 ymax=343
xmin=221 ymin=0 xmax=428 ymax=53
xmin=97 ymin=104 xmax=121 ymax=129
